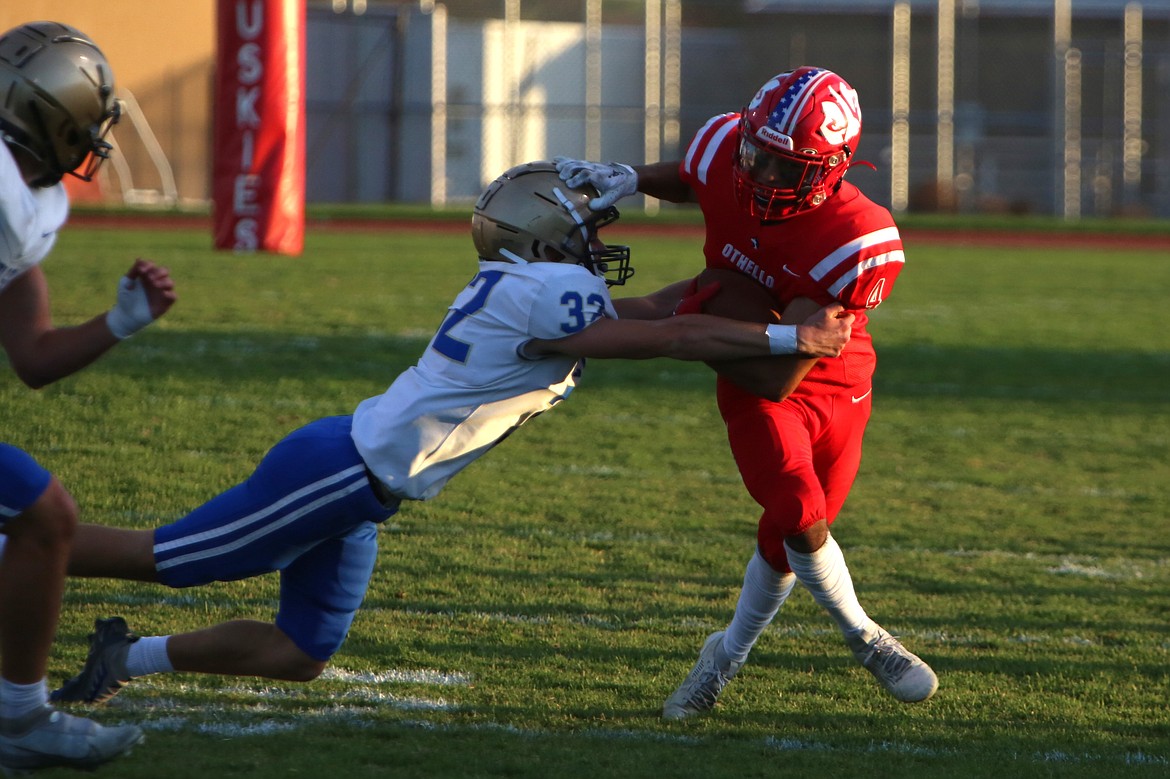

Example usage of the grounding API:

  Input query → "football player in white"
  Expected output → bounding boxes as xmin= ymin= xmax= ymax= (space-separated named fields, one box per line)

xmin=0 ymin=21 xmax=175 ymax=773
xmin=50 ymin=161 xmax=852 ymax=703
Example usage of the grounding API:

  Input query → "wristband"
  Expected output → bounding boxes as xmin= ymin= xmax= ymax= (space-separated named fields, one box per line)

xmin=765 ymin=324 xmax=799 ymax=355
xmin=106 ymin=276 xmax=154 ymax=340
xmin=105 ymin=308 xmax=138 ymax=340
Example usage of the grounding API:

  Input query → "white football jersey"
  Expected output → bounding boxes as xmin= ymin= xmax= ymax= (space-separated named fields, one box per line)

xmin=0 ymin=143 xmax=69 ymax=294
xmin=352 ymin=259 xmax=617 ymax=501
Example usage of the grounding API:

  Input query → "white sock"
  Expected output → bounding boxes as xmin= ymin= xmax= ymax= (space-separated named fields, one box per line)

xmin=0 ymin=678 xmax=48 ymax=720
xmin=784 ymin=534 xmax=875 ymax=643
xmin=721 ymin=550 xmax=797 ymax=666
xmin=125 ymin=636 xmax=175 ymax=677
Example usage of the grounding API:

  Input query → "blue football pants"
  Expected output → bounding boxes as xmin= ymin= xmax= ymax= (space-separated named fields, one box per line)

xmin=153 ymin=415 xmax=399 ymax=660
xmin=0 ymin=443 xmax=53 ymax=526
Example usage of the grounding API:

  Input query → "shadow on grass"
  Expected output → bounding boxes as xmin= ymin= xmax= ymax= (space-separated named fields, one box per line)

xmin=42 ymin=329 xmax=1170 ymax=408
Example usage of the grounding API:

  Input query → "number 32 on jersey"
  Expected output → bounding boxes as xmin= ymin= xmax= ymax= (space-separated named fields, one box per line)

xmin=432 ymin=270 xmax=608 ymax=363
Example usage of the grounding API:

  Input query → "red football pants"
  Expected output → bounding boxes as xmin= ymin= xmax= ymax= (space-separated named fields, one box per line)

xmin=717 ymin=380 xmax=872 ymax=573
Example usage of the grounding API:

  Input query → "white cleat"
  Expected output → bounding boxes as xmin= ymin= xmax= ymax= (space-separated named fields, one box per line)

xmin=849 ymin=626 xmax=938 ymax=702
xmin=0 ymin=706 xmax=144 ymax=774
xmin=662 ymin=631 xmax=743 ymax=720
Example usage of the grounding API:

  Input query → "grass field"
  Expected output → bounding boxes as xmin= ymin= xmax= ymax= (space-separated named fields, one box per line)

xmin=3 ymin=219 xmax=1169 ymax=778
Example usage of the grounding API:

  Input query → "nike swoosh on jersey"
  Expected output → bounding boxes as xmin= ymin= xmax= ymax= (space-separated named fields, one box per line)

xmin=782 ymin=264 xmax=800 ymax=277
xmin=851 ymin=389 xmax=873 ymax=403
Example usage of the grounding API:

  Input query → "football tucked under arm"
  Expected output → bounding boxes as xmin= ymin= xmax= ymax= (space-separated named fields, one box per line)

xmin=686 ymin=268 xmax=819 ymax=402
xmin=687 ymin=268 xmax=782 ymax=324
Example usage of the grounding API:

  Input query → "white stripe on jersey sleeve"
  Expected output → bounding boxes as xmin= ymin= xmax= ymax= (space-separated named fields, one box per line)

xmin=808 ymin=226 xmax=902 ymax=282
xmin=826 ymin=249 xmax=906 ymax=298
xmin=683 ymin=115 xmax=727 ymax=175
xmin=683 ymin=114 xmax=738 ymax=185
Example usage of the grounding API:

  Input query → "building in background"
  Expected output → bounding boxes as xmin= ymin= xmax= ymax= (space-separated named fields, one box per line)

xmin=4 ymin=0 xmax=1168 ymax=218
xmin=0 ymin=2 xmax=214 ymax=208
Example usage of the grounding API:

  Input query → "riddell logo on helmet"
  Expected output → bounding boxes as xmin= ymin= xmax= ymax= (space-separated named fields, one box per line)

xmin=755 ymin=126 xmax=794 ymax=150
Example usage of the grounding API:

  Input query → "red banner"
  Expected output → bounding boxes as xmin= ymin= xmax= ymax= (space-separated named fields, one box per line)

xmin=213 ymin=0 xmax=305 ymax=255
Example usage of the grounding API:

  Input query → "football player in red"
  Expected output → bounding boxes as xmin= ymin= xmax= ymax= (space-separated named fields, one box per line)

xmin=556 ymin=66 xmax=938 ymax=718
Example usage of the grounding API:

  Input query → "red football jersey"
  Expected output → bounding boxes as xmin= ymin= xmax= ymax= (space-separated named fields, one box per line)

xmin=679 ymin=113 xmax=905 ymax=395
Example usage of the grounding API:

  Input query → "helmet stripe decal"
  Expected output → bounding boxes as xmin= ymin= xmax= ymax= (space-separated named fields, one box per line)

xmin=774 ymin=68 xmax=831 ymax=138
xmin=551 ymin=185 xmax=591 ymax=249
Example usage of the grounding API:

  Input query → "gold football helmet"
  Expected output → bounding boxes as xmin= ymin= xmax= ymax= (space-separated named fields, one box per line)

xmin=472 ymin=161 xmax=634 ymax=286
xmin=0 ymin=21 xmax=121 ymax=186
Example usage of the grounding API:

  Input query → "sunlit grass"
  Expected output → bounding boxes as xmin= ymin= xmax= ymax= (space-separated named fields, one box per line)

xmin=2 ymin=221 xmax=1167 ymax=778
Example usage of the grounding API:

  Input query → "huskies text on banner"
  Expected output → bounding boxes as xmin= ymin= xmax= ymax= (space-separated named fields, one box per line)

xmin=213 ymin=0 xmax=305 ymax=255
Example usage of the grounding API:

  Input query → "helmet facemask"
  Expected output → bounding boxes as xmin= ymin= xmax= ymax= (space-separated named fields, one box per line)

xmin=569 ymin=204 xmax=633 ymax=287
xmin=733 ymin=126 xmax=852 ymax=221
xmin=71 ymin=99 xmax=121 ymax=182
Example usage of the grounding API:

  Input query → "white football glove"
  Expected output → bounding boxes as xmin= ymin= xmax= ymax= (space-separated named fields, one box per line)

xmin=105 ymin=274 xmax=155 ymax=339
xmin=553 ymin=156 xmax=638 ymax=210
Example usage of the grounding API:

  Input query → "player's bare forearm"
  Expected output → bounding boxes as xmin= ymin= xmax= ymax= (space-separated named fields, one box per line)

xmin=528 ymin=306 xmax=843 ymax=365
xmin=703 ymin=299 xmax=848 ymax=402
xmin=9 ymin=317 xmax=123 ymax=388
xmin=0 ymin=267 xmax=118 ymax=388
xmin=0 ymin=260 xmax=177 ymax=388
xmin=527 ymin=314 xmax=778 ymax=361
xmin=529 ymin=297 xmax=849 ymax=368
xmin=633 ymin=161 xmax=695 ymax=203
xmin=705 ymin=354 xmax=816 ymax=402
xmin=612 ymin=278 xmax=693 ymax=320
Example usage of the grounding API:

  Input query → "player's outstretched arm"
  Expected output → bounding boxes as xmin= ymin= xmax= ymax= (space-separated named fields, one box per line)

xmin=611 ymin=278 xmax=695 ymax=320
xmin=0 ymin=259 xmax=177 ymax=388
xmin=525 ymin=302 xmax=850 ymax=364
xmin=553 ymin=157 xmax=693 ymax=208
xmin=631 ymin=161 xmax=695 ymax=203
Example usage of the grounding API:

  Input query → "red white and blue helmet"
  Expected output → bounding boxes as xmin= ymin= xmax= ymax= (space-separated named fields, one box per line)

xmin=734 ymin=67 xmax=862 ymax=221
